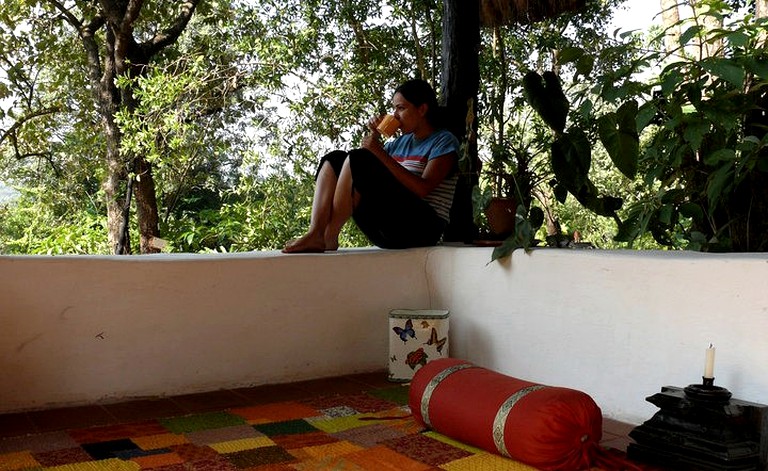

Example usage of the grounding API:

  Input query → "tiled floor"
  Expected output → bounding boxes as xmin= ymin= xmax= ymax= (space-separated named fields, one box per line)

xmin=0 ymin=371 xmax=638 ymax=458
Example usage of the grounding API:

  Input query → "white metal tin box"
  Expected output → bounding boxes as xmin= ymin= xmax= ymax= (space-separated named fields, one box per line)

xmin=388 ymin=309 xmax=450 ymax=382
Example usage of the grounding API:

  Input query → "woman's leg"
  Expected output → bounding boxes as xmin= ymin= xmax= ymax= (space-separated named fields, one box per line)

xmin=323 ymin=158 xmax=360 ymax=251
xmin=346 ymin=149 xmax=444 ymax=249
xmin=282 ymin=161 xmax=339 ymax=253
xmin=282 ymin=152 xmax=358 ymax=253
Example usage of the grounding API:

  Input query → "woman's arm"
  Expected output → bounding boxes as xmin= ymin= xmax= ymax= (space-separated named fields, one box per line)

xmin=361 ymin=121 xmax=455 ymax=198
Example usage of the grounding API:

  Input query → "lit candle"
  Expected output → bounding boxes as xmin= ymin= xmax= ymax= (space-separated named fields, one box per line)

xmin=704 ymin=344 xmax=715 ymax=379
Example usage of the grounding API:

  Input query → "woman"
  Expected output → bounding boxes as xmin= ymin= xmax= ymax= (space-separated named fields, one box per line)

xmin=282 ymin=79 xmax=459 ymax=253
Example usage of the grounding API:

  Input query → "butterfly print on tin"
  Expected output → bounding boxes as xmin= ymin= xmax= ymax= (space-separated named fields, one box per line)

xmin=393 ymin=319 xmax=416 ymax=343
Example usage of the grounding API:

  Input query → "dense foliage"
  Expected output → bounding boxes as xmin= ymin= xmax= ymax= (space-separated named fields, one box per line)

xmin=471 ymin=0 xmax=637 ymax=259
xmin=478 ymin=0 xmax=767 ymax=259
xmin=548 ymin=0 xmax=768 ymax=252
xmin=1 ymin=0 xmax=766 ymax=254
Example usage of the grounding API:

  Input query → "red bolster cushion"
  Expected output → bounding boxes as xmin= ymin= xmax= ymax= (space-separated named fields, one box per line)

xmin=409 ymin=358 xmax=603 ymax=471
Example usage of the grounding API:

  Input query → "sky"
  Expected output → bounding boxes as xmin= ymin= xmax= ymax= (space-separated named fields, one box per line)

xmin=610 ymin=0 xmax=663 ymax=32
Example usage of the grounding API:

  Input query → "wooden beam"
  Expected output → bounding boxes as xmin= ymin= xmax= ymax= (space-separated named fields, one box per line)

xmin=441 ymin=0 xmax=481 ymax=242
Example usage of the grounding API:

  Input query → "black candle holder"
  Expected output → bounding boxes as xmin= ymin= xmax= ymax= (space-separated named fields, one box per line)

xmin=628 ymin=385 xmax=767 ymax=470
xmin=683 ymin=376 xmax=732 ymax=403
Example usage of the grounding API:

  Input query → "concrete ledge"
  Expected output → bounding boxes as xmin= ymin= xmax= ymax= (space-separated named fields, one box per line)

xmin=2 ymin=247 xmax=767 ymax=425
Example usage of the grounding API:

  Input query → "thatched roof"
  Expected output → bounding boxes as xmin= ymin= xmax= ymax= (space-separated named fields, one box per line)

xmin=480 ymin=0 xmax=586 ymax=27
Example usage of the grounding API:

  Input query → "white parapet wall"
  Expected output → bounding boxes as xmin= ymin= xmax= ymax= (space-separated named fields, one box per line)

xmin=0 ymin=249 xmax=430 ymax=413
xmin=426 ymin=247 xmax=768 ymax=425
xmin=1 ymin=247 xmax=767 ymax=425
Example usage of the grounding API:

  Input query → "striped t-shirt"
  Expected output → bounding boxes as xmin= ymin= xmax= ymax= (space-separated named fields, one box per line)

xmin=384 ymin=129 xmax=460 ymax=222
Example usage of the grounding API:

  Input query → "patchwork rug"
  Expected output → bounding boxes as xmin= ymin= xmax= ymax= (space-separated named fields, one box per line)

xmin=0 ymin=385 xmax=621 ymax=470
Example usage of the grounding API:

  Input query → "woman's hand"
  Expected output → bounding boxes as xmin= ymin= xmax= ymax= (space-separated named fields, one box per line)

xmin=361 ymin=132 xmax=385 ymax=153
xmin=361 ymin=115 xmax=385 ymax=153
xmin=367 ymin=115 xmax=383 ymax=133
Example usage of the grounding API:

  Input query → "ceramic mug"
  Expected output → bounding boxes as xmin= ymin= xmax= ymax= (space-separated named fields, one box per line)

xmin=377 ymin=114 xmax=400 ymax=138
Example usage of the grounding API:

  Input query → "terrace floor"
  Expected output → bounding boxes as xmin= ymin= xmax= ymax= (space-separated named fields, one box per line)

xmin=0 ymin=370 xmax=664 ymax=470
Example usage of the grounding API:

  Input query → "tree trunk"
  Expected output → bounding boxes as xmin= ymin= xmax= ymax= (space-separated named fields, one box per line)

xmin=104 ymin=127 xmax=129 ymax=253
xmin=134 ymin=155 xmax=161 ymax=253
xmin=757 ymin=0 xmax=767 ymax=46
xmin=492 ymin=26 xmax=506 ymax=148
xmin=120 ymin=60 xmax=161 ymax=254
xmin=758 ymin=0 xmax=768 ymax=16
xmin=441 ymin=0 xmax=481 ymax=243
xmin=697 ymin=2 xmax=722 ymax=58
xmin=99 ymin=27 xmax=131 ymax=254
xmin=105 ymin=37 xmax=163 ymax=254
xmin=660 ymin=0 xmax=680 ymax=54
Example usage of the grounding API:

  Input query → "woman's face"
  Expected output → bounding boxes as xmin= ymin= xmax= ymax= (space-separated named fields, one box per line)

xmin=392 ymin=92 xmax=428 ymax=135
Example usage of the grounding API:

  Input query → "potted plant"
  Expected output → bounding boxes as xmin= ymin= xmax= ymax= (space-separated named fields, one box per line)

xmin=474 ymin=146 xmax=516 ymax=239
xmin=473 ymin=141 xmax=538 ymax=239
xmin=471 ymin=121 xmax=549 ymax=261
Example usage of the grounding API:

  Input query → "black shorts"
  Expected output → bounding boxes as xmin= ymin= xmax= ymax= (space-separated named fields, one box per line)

xmin=317 ymin=149 xmax=446 ymax=249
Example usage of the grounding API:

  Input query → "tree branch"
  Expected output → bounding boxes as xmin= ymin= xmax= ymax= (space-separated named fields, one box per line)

xmin=46 ymin=0 xmax=83 ymax=29
xmin=13 ymin=148 xmax=60 ymax=179
xmin=410 ymin=15 xmax=427 ymax=80
xmin=0 ymin=108 xmax=62 ymax=178
xmin=143 ymin=0 xmax=201 ymax=57
xmin=123 ymin=0 xmax=144 ymax=32
xmin=44 ymin=1 xmax=105 ymax=92
xmin=0 ymin=106 xmax=62 ymax=147
xmin=98 ymin=0 xmax=122 ymax=24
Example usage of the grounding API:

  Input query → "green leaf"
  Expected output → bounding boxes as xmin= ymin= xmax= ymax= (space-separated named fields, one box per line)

xmin=706 ymin=163 xmax=734 ymax=211
xmin=658 ymin=204 xmax=673 ymax=225
xmin=744 ymin=58 xmax=768 ymax=81
xmin=686 ymin=83 xmax=702 ymax=107
xmin=578 ymin=98 xmax=594 ymax=120
xmin=523 ymin=71 xmax=569 ymax=133
xmin=597 ymin=100 xmax=639 ymax=179
xmin=551 ymin=129 xmax=592 ymax=195
xmin=491 ymin=237 xmax=519 ymax=261
xmin=614 ymin=214 xmax=642 ymax=243
xmin=575 ymin=54 xmax=595 ymax=77
xmin=683 ymin=119 xmax=710 ymax=152
xmin=636 ymin=102 xmax=658 ymax=132
xmin=703 ymin=149 xmax=735 ymax=166
xmin=619 ymin=30 xmax=637 ymax=40
xmin=529 ymin=206 xmax=545 ymax=230
xmin=690 ymin=231 xmax=708 ymax=244
xmin=680 ymin=25 xmax=703 ymax=46
xmin=553 ymin=183 xmax=568 ymax=203
xmin=724 ymin=30 xmax=749 ymax=48
xmin=679 ymin=203 xmax=704 ymax=222
xmin=660 ymin=189 xmax=686 ymax=204
xmin=661 ymin=68 xmax=684 ymax=95
xmin=700 ymin=58 xmax=745 ymax=88
xmin=558 ymin=47 xmax=584 ymax=65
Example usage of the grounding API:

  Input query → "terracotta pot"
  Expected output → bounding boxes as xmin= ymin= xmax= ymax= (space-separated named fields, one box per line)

xmin=485 ymin=197 xmax=516 ymax=236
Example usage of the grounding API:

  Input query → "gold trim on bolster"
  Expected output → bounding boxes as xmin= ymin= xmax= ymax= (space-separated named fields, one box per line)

xmin=492 ymin=385 xmax=547 ymax=457
xmin=420 ymin=363 xmax=476 ymax=427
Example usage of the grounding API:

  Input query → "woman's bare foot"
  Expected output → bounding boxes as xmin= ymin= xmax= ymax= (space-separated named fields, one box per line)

xmin=324 ymin=237 xmax=339 ymax=252
xmin=282 ymin=234 xmax=326 ymax=253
